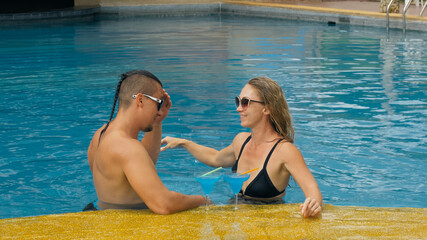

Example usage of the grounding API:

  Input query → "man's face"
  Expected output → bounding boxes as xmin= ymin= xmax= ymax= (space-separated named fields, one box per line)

xmin=141 ymin=86 xmax=164 ymax=132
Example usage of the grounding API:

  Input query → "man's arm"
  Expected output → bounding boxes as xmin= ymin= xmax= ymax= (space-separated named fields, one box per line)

xmin=141 ymin=90 xmax=171 ymax=164
xmin=141 ymin=123 xmax=162 ymax=164
xmin=122 ymin=139 xmax=206 ymax=214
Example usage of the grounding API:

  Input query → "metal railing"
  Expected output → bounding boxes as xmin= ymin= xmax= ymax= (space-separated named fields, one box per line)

xmin=387 ymin=0 xmax=426 ymax=33
xmin=386 ymin=0 xmax=396 ymax=32
xmin=421 ymin=0 xmax=427 ymax=16
xmin=403 ymin=0 xmax=414 ymax=33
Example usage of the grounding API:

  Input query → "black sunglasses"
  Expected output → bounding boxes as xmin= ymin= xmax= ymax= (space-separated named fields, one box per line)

xmin=132 ymin=94 xmax=164 ymax=111
xmin=235 ymin=96 xmax=265 ymax=109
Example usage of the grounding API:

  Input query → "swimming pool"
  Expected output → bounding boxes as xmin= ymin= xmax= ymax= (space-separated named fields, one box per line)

xmin=0 ymin=14 xmax=426 ymax=219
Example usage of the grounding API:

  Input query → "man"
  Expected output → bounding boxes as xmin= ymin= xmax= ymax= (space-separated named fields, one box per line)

xmin=84 ymin=70 xmax=206 ymax=214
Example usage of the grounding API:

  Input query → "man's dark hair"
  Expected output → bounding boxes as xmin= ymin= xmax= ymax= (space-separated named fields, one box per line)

xmin=98 ymin=70 xmax=162 ymax=143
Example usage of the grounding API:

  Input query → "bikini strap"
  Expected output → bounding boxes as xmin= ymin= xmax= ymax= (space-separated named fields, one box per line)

xmin=237 ymin=135 xmax=252 ymax=161
xmin=263 ymin=138 xmax=286 ymax=168
xmin=232 ymin=135 xmax=252 ymax=172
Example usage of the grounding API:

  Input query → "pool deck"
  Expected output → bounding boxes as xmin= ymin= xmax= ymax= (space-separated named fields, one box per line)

xmin=221 ymin=0 xmax=427 ymax=31
xmin=227 ymin=0 xmax=426 ymax=17
xmin=88 ymin=0 xmax=426 ymax=31
xmin=1 ymin=0 xmax=426 ymax=31
xmin=1 ymin=204 xmax=426 ymax=239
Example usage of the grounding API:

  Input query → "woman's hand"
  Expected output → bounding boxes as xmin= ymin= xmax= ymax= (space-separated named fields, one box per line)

xmin=160 ymin=136 xmax=187 ymax=151
xmin=300 ymin=197 xmax=322 ymax=218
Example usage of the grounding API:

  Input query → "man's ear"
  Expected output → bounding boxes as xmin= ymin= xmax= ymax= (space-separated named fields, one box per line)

xmin=135 ymin=93 xmax=144 ymax=108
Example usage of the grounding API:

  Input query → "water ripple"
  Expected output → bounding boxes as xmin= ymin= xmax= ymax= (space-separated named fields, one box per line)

xmin=0 ymin=15 xmax=426 ymax=218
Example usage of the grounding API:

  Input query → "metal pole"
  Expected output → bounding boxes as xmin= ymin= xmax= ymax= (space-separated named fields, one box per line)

xmin=386 ymin=0 xmax=395 ymax=32
xmin=403 ymin=0 xmax=413 ymax=34
xmin=421 ymin=1 xmax=427 ymax=16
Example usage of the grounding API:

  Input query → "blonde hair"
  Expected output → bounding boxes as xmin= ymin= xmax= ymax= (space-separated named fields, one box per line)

xmin=248 ymin=77 xmax=295 ymax=143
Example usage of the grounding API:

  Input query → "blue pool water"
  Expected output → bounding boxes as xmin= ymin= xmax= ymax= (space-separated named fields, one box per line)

xmin=0 ymin=14 xmax=426 ymax=219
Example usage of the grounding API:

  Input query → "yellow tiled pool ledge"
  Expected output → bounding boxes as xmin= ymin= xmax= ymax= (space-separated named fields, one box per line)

xmin=1 ymin=204 xmax=426 ymax=239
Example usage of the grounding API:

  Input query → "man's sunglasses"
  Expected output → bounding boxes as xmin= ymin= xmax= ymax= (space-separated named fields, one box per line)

xmin=132 ymin=93 xmax=164 ymax=111
xmin=235 ymin=96 xmax=265 ymax=109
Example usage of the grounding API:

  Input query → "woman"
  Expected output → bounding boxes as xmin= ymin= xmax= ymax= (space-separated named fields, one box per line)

xmin=161 ymin=77 xmax=322 ymax=217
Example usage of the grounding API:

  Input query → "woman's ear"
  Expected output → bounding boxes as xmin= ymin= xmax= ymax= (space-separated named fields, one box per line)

xmin=262 ymin=106 xmax=271 ymax=115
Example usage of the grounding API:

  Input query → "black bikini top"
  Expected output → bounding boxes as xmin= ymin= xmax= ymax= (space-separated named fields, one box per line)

xmin=232 ymin=135 xmax=286 ymax=198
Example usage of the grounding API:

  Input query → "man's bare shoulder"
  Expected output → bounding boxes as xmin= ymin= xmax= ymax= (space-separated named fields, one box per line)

xmin=88 ymin=125 xmax=106 ymax=152
xmin=100 ymin=131 xmax=152 ymax=166
xmin=88 ymin=125 xmax=105 ymax=171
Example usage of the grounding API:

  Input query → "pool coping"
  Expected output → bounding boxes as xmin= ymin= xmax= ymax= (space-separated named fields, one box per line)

xmin=221 ymin=1 xmax=427 ymax=31
xmin=101 ymin=2 xmax=427 ymax=31
xmin=0 ymin=2 xmax=426 ymax=32
xmin=0 ymin=7 xmax=100 ymax=21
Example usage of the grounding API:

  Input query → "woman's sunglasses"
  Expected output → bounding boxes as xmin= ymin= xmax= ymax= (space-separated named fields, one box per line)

xmin=132 ymin=93 xmax=164 ymax=111
xmin=235 ymin=96 xmax=265 ymax=109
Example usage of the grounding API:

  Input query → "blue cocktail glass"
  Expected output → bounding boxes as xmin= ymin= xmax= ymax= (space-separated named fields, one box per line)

xmin=195 ymin=175 xmax=221 ymax=210
xmin=224 ymin=174 xmax=250 ymax=209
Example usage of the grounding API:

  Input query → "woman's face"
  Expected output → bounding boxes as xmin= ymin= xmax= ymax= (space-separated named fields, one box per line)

xmin=236 ymin=84 xmax=266 ymax=128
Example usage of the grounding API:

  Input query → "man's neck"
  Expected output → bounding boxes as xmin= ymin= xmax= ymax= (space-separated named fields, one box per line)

xmin=113 ymin=111 xmax=140 ymax=139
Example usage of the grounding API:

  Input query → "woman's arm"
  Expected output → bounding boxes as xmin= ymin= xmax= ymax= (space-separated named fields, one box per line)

xmin=160 ymin=136 xmax=236 ymax=167
xmin=161 ymin=133 xmax=251 ymax=167
xmin=281 ymin=144 xmax=322 ymax=217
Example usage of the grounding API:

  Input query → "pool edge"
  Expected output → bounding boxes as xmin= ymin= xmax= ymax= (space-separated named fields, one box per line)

xmin=1 ymin=2 xmax=426 ymax=32
xmin=1 ymin=204 xmax=426 ymax=239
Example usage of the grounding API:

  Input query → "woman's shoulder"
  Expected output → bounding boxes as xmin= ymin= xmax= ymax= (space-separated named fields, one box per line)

xmin=276 ymin=141 xmax=303 ymax=162
xmin=230 ymin=132 xmax=251 ymax=149
xmin=234 ymin=132 xmax=251 ymax=142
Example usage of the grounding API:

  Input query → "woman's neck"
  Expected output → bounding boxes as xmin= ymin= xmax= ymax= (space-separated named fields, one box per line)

xmin=250 ymin=122 xmax=281 ymax=145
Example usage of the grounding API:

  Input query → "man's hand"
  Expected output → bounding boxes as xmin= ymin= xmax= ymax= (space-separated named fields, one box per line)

xmin=155 ymin=89 xmax=172 ymax=123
